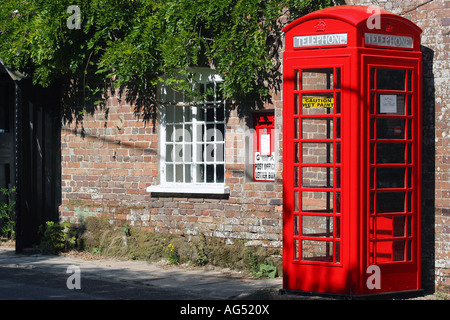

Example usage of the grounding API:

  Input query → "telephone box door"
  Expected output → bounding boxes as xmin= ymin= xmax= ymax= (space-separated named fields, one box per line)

xmin=363 ymin=56 xmax=422 ymax=293
xmin=283 ymin=57 xmax=351 ymax=294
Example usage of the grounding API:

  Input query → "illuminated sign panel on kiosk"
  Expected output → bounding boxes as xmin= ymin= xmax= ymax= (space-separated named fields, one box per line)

xmin=365 ymin=33 xmax=414 ymax=48
xmin=294 ymin=33 xmax=347 ymax=47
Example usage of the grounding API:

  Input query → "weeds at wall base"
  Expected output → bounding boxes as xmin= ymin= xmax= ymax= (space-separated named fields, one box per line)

xmin=70 ymin=215 xmax=283 ymax=277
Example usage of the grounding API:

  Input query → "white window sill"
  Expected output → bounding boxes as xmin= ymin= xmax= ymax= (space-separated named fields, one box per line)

xmin=146 ymin=184 xmax=230 ymax=196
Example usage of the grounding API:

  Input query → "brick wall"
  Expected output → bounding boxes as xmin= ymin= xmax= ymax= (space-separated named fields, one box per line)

xmin=61 ymin=92 xmax=284 ymax=248
xmin=346 ymin=0 xmax=450 ymax=293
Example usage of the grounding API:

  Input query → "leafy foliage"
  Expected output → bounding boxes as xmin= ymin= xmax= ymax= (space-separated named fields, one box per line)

xmin=0 ymin=0 xmax=339 ymax=123
xmin=0 ymin=187 xmax=16 ymax=239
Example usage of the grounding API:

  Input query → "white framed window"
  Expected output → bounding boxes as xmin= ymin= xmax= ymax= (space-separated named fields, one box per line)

xmin=147 ymin=68 xmax=228 ymax=195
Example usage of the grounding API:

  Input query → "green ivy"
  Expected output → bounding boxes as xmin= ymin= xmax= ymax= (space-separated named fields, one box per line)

xmin=0 ymin=0 xmax=340 ymax=122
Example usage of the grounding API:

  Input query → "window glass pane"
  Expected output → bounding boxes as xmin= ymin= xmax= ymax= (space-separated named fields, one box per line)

xmin=184 ymin=144 xmax=192 ymax=162
xmin=378 ymin=94 xmax=405 ymax=115
xmin=174 ymin=144 xmax=183 ymax=162
xmin=216 ymin=143 xmax=224 ymax=162
xmin=196 ymin=164 xmax=204 ymax=183
xmin=166 ymin=105 xmax=175 ymax=123
xmin=174 ymin=125 xmax=183 ymax=142
xmin=302 ymin=118 xmax=333 ymax=139
xmin=216 ymin=164 xmax=224 ymax=183
xmin=166 ymin=164 xmax=174 ymax=182
xmin=377 ymin=167 xmax=405 ymax=188
xmin=301 ymin=68 xmax=334 ymax=90
xmin=377 ymin=192 xmax=405 ymax=213
xmin=302 ymin=143 xmax=333 ymax=164
xmin=377 ymin=118 xmax=405 ymax=139
xmin=196 ymin=144 xmax=204 ymax=162
xmin=185 ymin=164 xmax=192 ymax=183
xmin=302 ymin=240 xmax=333 ymax=262
xmin=302 ymin=215 xmax=333 ymax=238
xmin=175 ymin=164 xmax=183 ymax=182
xmin=206 ymin=164 xmax=215 ymax=182
xmin=173 ymin=106 xmax=183 ymax=122
xmin=216 ymin=105 xmax=225 ymax=122
xmin=302 ymin=191 xmax=333 ymax=213
xmin=374 ymin=216 xmax=406 ymax=238
xmin=185 ymin=124 xmax=192 ymax=142
xmin=302 ymin=93 xmax=334 ymax=115
xmin=301 ymin=167 xmax=333 ymax=188
xmin=377 ymin=69 xmax=406 ymax=91
xmin=166 ymin=125 xmax=174 ymax=142
xmin=206 ymin=107 xmax=215 ymax=122
xmin=377 ymin=143 xmax=405 ymax=163
xmin=166 ymin=145 xmax=173 ymax=162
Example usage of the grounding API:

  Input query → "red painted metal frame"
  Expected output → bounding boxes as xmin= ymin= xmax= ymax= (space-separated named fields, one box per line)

xmin=282 ymin=5 xmax=422 ymax=296
xmin=253 ymin=114 xmax=275 ymax=182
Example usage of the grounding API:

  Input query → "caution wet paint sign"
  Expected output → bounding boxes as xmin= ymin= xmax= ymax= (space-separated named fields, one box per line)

xmin=302 ymin=97 xmax=334 ymax=108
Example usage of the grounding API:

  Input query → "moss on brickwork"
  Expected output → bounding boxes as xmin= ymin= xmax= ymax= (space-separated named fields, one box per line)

xmin=77 ymin=215 xmax=282 ymax=277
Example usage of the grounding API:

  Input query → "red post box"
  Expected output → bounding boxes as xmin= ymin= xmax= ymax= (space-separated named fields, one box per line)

xmin=282 ymin=5 xmax=422 ymax=296
xmin=253 ymin=114 xmax=275 ymax=182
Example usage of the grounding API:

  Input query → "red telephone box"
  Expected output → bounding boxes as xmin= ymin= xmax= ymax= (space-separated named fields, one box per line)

xmin=282 ymin=5 xmax=422 ymax=296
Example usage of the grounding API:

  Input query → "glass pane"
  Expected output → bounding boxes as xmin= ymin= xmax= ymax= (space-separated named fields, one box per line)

xmin=216 ymin=105 xmax=225 ymax=122
xmin=294 ymin=166 xmax=299 ymax=188
xmin=184 ymin=144 xmax=192 ymax=162
xmin=294 ymin=94 xmax=299 ymax=115
xmin=374 ymin=216 xmax=406 ymax=238
xmin=294 ymin=215 xmax=299 ymax=236
xmin=196 ymin=164 xmax=204 ymax=183
xmin=216 ymin=124 xmax=225 ymax=142
xmin=216 ymin=143 xmax=224 ymax=162
xmin=166 ymin=105 xmax=175 ymax=123
xmin=376 ymin=143 xmax=405 ymax=163
xmin=206 ymin=164 xmax=215 ymax=182
xmin=377 ymin=118 xmax=405 ymax=139
xmin=301 ymin=68 xmax=334 ymax=90
xmin=302 ymin=216 xmax=333 ymax=238
xmin=206 ymin=124 xmax=215 ymax=141
xmin=302 ymin=240 xmax=333 ymax=262
xmin=302 ymin=191 xmax=333 ymax=213
xmin=377 ymin=167 xmax=405 ymax=188
xmin=166 ymin=144 xmax=173 ymax=162
xmin=166 ymin=164 xmax=174 ymax=182
xmin=174 ymin=144 xmax=183 ymax=162
xmin=185 ymin=164 xmax=192 ymax=183
xmin=174 ymin=106 xmax=183 ymax=123
xmin=206 ymin=107 xmax=215 ymax=122
xmin=377 ymin=192 xmax=405 ymax=213
xmin=166 ymin=125 xmax=174 ymax=142
xmin=175 ymin=164 xmax=183 ymax=182
xmin=302 ymin=118 xmax=333 ymax=139
xmin=294 ymin=239 xmax=299 ymax=260
xmin=377 ymin=69 xmax=406 ymax=91
xmin=185 ymin=124 xmax=192 ymax=142
xmin=378 ymin=94 xmax=405 ymax=115
xmin=301 ymin=167 xmax=333 ymax=188
xmin=375 ymin=240 xmax=406 ymax=262
xmin=302 ymin=93 xmax=334 ymax=115
xmin=196 ymin=143 xmax=204 ymax=162
xmin=302 ymin=142 xmax=333 ymax=164
xmin=294 ymin=69 xmax=299 ymax=91
xmin=174 ymin=125 xmax=183 ymax=142
xmin=185 ymin=107 xmax=192 ymax=122
xmin=294 ymin=191 xmax=299 ymax=212
xmin=196 ymin=124 xmax=204 ymax=142
xmin=205 ymin=143 xmax=214 ymax=162
xmin=216 ymin=164 xmax=224 ymax=183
